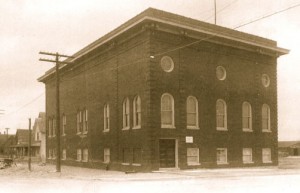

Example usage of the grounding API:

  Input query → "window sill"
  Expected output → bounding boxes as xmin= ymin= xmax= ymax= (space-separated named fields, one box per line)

xmin=121 ymin=163 xmax=130 ymax=166
xmin=83 ymin=131 xmax=88 ymax=135
xmin=132 ymin=126 xmax=141 ymax=130
xmin=243 ymin=161 xmax=254 ymax=164
xmin=132 ymin=163 xmax=141 ymax=166
xmin=122 ymin=127 xmax=130 ymax=131
xmin=187 ymin=126 xmax=200 ymax=130
xmin=161 ymin=125 xmax=176 ymax=129
xmin=82 ymin=160 xmax=88 ymax=162
xmin=217 ymin=128 xmax=228 ymax=131
xmin=187 ymin=163 xmax=201 ymax=166
xmin=62 ymin=134 xmax=66 ymax=137
xmin=76 ymin=132 xmax=82 ymax=135
xmin=103 ymin=129 xmax=110 ymax=133
xmin=262 ymin=130 xmax=272 ymax=133
xmin=243 ymin=129 xmax=253 ymax=132
xmin=103 ymin=161 xmax=110 ymax=164
xmin=217 ymin=162 xmax=228 ymax=165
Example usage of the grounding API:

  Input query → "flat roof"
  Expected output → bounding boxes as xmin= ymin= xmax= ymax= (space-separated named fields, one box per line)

xmin=38 ymin=7 xmax=289 ymax=82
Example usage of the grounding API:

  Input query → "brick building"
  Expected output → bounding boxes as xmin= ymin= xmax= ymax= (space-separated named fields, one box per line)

xmin=38 ymin=8 xmax=288 ymax=171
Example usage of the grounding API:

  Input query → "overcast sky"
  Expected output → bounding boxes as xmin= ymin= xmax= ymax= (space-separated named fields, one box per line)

xmin=0 ymin=0 xmax=299 ymax=141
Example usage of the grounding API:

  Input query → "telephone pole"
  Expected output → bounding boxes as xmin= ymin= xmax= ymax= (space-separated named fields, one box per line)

xmin=214 ymin=0 xmax=217 ymax=25
xmin=39 ymin=51 xmax=74 ymax=172
xmin=28 ymin=118 xmax=32 ymax=171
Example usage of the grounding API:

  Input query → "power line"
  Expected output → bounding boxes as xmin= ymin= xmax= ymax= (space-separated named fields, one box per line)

xmin=2 ymin=92 xmax=45 ymax=117
xmin=234 ymin=3 xmax=300 ymax=29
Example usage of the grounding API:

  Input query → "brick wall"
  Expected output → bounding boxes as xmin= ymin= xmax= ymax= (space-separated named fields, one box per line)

xmin=45 ymin=23 xmax=278 ymax=171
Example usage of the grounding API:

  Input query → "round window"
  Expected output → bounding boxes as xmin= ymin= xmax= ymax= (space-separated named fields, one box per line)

xmin=262 ymin=74 xmax=270 ymax=87
xmin=160 ymin=56 xmax=174 ymax=72
xmin=216 ymin=66 xmax=226 ymax=80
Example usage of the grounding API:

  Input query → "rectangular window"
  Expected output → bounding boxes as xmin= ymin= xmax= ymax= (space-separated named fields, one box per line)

xmin=217 ymin=148 xmax=227 ymax=164
xmin=243 ymin=148 xmax=253 ymax=163
xmin=82 ymin=148 xmax=88 ymax=162
xmin=104 ymin=148 xmax=110 ymax=163
xmin=104 ymin=104 xmax=110 ymax=131
xmin=83 ymin=109 xmax=88 ymax=133
xmin=62 ymin=149 xmax=66 ymax=160
xmin=122 ymin=148 xmax=131 ymax=164
xmin=187 ymin=148 xmax=200 ymax=165
xmin=77 ymin=149 xmax=82 ymax=161
xmin=62 ymin=114 xmax=66 ymax=136
xmin=133 ymin=148 xmax=142 ymax=164
xmin=262 ymin=148 xmax=272 ymax=163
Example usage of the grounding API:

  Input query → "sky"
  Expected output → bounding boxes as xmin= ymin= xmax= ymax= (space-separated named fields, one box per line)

xmin=0 ymin=0 xmax=299 ymax=141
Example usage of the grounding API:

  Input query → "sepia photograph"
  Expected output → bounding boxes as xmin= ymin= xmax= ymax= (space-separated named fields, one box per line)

xmin=0 ymin=0 xmax=300 ymax=192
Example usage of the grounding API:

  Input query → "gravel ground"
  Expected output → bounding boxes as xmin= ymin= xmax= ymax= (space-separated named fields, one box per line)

xmin=1 ymin=156 xmax=300 ymax=180
xmin=0 ymin=156 xmax=299 ymax=193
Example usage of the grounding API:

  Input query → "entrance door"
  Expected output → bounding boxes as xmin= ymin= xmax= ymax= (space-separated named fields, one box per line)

xmin=159 ymin=139 xmax=176 ymax=168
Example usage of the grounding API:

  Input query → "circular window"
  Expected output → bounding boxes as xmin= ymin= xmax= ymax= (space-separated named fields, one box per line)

xmin=216 ymin=66 xmax=226 ymax=80
xmin=160 ymin=56 xmax=174 ymax=72
xmin=262 ymin=74 xmax=270 ymax=87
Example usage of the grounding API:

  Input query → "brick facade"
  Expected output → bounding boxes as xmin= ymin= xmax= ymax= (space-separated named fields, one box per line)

xmin=39 ymin=8 xmax=288 ymax=172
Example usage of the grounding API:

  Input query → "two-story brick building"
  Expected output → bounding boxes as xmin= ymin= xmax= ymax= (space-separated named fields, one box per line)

xmin=38 ymin=8 xmax=288 ymax=171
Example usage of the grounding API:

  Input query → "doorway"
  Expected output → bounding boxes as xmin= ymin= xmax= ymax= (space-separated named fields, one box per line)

xmin=159 ymin=139 xmax=177 ymax=168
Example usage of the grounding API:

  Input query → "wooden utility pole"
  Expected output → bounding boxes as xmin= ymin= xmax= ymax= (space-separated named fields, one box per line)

xmin=214 ymin=0 xmax=217 ymax=24
xmin=39 ymin=51 xmax=74 ymax=172
xmin=28 ymin=118 xmax=32 ymax=171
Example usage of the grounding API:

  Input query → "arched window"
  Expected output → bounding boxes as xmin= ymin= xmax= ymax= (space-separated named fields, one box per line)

xmin=262 ymin=104 xmax=271 ymax=132
xmin=123 ymin=98 xmax=130 ymax=129
xmin=242 ymin=102 xmax=252 ymax=131
xmin=161 ymin=93 xmax=175 ymax=128
xmin=133 ymin=96 xmax=141 ymax=129
xmin=187 ymin=96 xmax=199 ymax=129
xmin=216 ymin=99 xmax=227 ymax=130
xmin=104 ymin=103 xmax=110 ymax=131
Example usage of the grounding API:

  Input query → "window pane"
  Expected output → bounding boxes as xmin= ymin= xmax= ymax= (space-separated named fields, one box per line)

xmin=216 ymin=101 xmax=225 ymax=115
xmin=243 ymin=117 xmax=250 ymax=129
xmin=187 ymin=113 xmax=196 ymax=126
xmin=162 ymin=111 xmax=172 ymax=125
xmin=187 ymin=98 xmax=196 ymax=113
xmin=262 ymin=118 xmax=268 ymax=130
xmin=243 ymin=103 xmax=250 ymax=117
xmin=217 ymin=115 xmax=225 ymax=127
xmin=162 ymin=95 xmax=171 ymax=111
